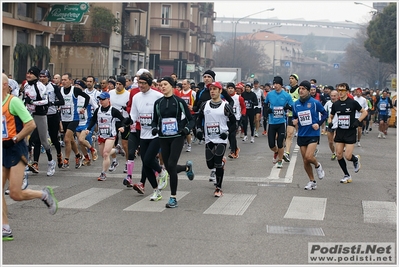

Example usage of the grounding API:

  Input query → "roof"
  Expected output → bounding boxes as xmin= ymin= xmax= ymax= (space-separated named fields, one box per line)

xmin=238 ymin=31 xmax=300 ymax=44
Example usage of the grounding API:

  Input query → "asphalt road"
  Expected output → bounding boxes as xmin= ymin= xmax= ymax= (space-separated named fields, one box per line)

xmin=3 ymin=124 xmax=397 ymax=265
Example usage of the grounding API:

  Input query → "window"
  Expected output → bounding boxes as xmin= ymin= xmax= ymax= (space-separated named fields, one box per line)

xmin=161 ymin=5 xmax=171 ymax=26
xmin=36 ymin=6 xmax=47 ymax=21
xmin=17 ymin=31 xmax=29 ymax=44
xmin=160 ymin=36 xmax=170 ymax=60
xmin=17 ymin=3 xmax=33 ymax=18
xmin=2 ymin=3 xmax=12 ymax=13
xmin=36 ymin=35 xmax=44 ymax=46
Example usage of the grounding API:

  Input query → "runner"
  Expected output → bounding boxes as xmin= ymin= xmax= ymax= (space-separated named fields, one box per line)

xmin=241 ymin=83 xmax=258 ymax=143
xmin=152 ymin=76 xmax=195 ymax=208
xmin=252 ymin=80 xmax=263 ymax=138
xmin=328 ymin=83 xmax=368 ymax=184
xmin=195 ymin=81 xmax=237 ymax=197
xmin=324 ymin=89 xmax=339 ymax=160
xmin=292 ymin=80 xmax=327 ymax=190
xmin=353 ymin=87 xmax=368 ymax=146
xmin=375 ymin=89 xmax=392 ymax=139
xmin=284 ymin=74 xmax=300 ymax=162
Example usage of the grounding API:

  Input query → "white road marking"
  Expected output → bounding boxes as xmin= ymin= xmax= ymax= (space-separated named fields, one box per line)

xmin=284 ymin=196 xmax=327 ymax=221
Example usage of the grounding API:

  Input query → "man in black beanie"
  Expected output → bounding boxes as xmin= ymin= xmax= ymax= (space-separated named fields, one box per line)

xmin=117 ymin=76 xmax=126 ymax=88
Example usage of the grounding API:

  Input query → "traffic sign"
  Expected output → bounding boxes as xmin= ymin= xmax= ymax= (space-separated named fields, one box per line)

xmin=284 ymin=61 xmax=291 ymax=67
xmin=333 ymin=63 xmax=340 ymax=69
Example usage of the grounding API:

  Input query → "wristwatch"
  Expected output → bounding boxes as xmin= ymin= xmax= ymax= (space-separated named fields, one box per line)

xmin=12 ymin=136 xmax=18 ymax=143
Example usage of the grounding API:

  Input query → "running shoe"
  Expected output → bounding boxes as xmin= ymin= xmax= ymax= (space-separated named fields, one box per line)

xmin=331 ymin=153 xmax=337 ymax=160
xmin=378 ymin=132 xmax=382 ymax=139
xmin=186 ymin=144 xmax=191 ymax=152
xmin=123 ymin=176 xmax=133 ymax=188
xmin=116 ymin=144 xmax=125 ymax=157
xmin=214 ymin=188 xmax=223 ymax=197
xmin=316 ymin=163 xmax=325 ymax=180
xmin=133 ymin=182 xmax=145 ymax=194
xmin=276 ymin=160 xmax=283 ymax=168
xmin=228 ymin=151 xmax=235 ymax=158
xmin=108 ymin=161 xmax=119 ymax=172
xmin=272 ymin=152 xmax=278 ymax=164
xmin=28 ymin=162 xmax=39 ymax=173
xmin=2 ymin=228 xmax=13 ymax=241
xmin=262 ymin=130 xmax=267 ymax=135
xmin=186 ymin=160 xmax=194 ymax=180
xmin=57 ymin=153 xmax=63 ymax=168
xmin=157 ymin=169 xmax=169 ymax=190
xmin=82 ymin=158 xmax=91 ymax=166
xmin=91 ymin=148 xmax=98 ymax=161
xmin=209 ymin=169 xmax=216 ymax=183
xmin=42 ymin=186 xmax=58 ymax=215
xmin=75 ymin=155 xmax=83 ymax=169
xmin=97 ymin=172 xmax=107 ymax=181
xmin=250 ymin=137 xmax=255 ymax=143
xmin=313 ymin=148 xmax=319 ymax=157
xmin=242 ymin=136 xmax=248 ymax=142
xmin=382 ymin=133 xmax=386 ymax=139
xmin=283 ymin=152 xmax=290 ymax=162
xmin=46 ymin=160 xmax=56 ymax=176
xmin=150 ymin=189 xmax=162 ymax=201
xmin=340 ymin=175 xmax=352 ymax=184
xmin=22 ymin=171 xmax=29 ymax=190
xmin=254 ymin=131 xmax=258 ymax=137
xmin=62 ymin=158 xmax=71 ymax=172
xmin=304 ymin=181 xmax=317 ymax=190
xmin=357 ymin=141 xmax=361 ymax=147
xmin=165 ymin=197 xmax=178 ymax=208
xmin=353 ymin=155 xmax=361 ymax=173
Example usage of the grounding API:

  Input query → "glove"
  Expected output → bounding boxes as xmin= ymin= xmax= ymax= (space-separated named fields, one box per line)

xmin=266 ymin=108 xmax=273 ymax=114
xmin=3 ymin=139 xmax=15 ymax=149
xmin=284 ymin=103 xmax=292 ymax=111
xmin=179 ymin=127 xmax=190 ymax=136
xmin=122 ymin=106 xmax=127 ymax=111
xmin=219 ymin=132 xmax=228 ymax=140
xmin=328 ymin=122 xmax=333 ymax=129
xmin=351 ymin=119 xmax=360 ymax=128
xmin=151 ymin=128 xmax=159 ymax=136
xmin=196 ymin=128 xmax=203 ymax=140
xmin=25 ymin=96 xmax=33 ymax=105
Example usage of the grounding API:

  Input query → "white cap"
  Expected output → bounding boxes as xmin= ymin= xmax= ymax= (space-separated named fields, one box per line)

xmin=136 ymin=68 xmax=150 ymax=76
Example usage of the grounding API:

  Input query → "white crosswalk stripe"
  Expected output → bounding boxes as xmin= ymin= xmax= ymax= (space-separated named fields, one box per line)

xmin=203 ymin=193 xmax=256 ymax=215
xmin=284 ymin=196 xmax=327 ymax=221
xmin=58 ymin=188 xmax=123 ymax=209
xmin=362 ymin=200 xmax=396 ymax=224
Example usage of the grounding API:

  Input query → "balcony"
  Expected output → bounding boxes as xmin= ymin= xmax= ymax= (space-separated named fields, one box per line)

xmin=151 ymin=49 xmax=200 ymax=63
xmin=150 ymin=17 xmax=192 ymax=33
xmin=51 ymin=28 xmax=110 ymax=47
xmin=123 ymin=34 xmax=148 ymax=53
xmin=125 ymin=3 xmax=148 ymax=13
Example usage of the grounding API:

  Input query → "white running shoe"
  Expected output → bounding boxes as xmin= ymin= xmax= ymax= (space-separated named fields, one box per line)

xmin=357 ymin=141 xmax=361 ymax=147
xmin=157 ymin=169 xmax=169 ymax=190
xmin=304 ymin=181 xmax=317 ymax=190
xmin=353 ymin=155 xmax=361 ymax=173
xmin=340 ymin=175 xmax=352 ymax=184
xmin=47 ymin=160 xmax=56 ymax=176
xmin=150 ymin=189 xmax=162 ymax=201
xmin=250 ymin=137 xmax=255 ymax=143
xmin=315 ymin=163 xmax=325 ymax=180
xmin=186 ymin=144 xmax=191 ymax=152
xmin=243 ymin=136 xmax=248 ymax=142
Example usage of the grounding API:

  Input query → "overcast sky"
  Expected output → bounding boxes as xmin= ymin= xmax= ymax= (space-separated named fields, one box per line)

xmin=214 ymin=1 xmax=377 ymax=24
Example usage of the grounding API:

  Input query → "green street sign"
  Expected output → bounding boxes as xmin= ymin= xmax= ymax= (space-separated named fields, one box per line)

xmin=44 ymin=3 xmax=89 ymax=22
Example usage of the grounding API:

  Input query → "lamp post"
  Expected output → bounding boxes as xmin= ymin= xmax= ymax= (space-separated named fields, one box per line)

xmin=263 ymin=36 xmax=287 ymax=77
xmin=232 ymin=8 xmax=274 ymax=67
xmin=354 ymin=2 xmax=378 ymax=15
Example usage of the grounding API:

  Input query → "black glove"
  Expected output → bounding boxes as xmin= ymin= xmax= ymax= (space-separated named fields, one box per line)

xmin=196 ymin=128 xmax=203 ymax=140
xmin=351 ymin=119 xmax=360 ymax=128
xmin=179 ymin=127 xmax=190 ymax=136
xmin=219 ymin=132 xmax=228 ymax=140
xmin=122 ymin=106 xmax=127 ymax=111
xmin=284 ymin=103 xmax=292 ymax=111
xmin=3 ymin=139 xmax=15 ymax=149
xmin=24 ymin=96 xmax=33 ymax=105
xmin=328 ymin=122 xmax=333 ymax=129
xmin=151 ymin=128 xmax=159 ymax=136
xmin=266 ymin=108 xmax=273 ymax=114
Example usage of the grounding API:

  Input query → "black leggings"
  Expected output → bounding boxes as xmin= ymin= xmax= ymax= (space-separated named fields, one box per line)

xmin=47 ymin=114 xmax=62 ymax=155
xmin=267 ymin=123 xmax=286 ymax=149
xmin=139 ymin=138 xmax=162 ymax=189
xmin=159 ymin=136 xmax=186 ymax=195
xmin=242 ymin=109 xmax=255 ymax=136
xmin=205 ymin=142 xmax=226 ymax=189
xmin=128 ymin=130 xmax=140 ymax=160
xmin=228 ymin=121 xmax=239 ymax=153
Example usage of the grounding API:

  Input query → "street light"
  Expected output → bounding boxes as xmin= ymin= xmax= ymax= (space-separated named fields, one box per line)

xmin=354 ymin=2 xmax=378 ymax=15
xmin=232 ymin=8 xmax=274 ymax=66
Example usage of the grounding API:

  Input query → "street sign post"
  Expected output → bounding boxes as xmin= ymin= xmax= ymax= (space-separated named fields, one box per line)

xmin=333 ymin=63 xmax=340 ymax=69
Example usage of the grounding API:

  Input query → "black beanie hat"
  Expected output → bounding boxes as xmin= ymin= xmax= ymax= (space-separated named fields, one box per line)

xmin=226 ymin=82 xmax=235 ymax=89
xmin=117 ymin=76 xmax=126 ymax=87
xmin=160 ymin=76 xmax=176 ymax=88
xmin=139 ymin=73 xmax=153 ymax=86
xmin=108 ymin=80 xmax=116 ymax=87
xmin=273 ymin=76 xmax=283 ymax=86
xmin=28 ymin=66 xmax=41 ymax=78
xmin=299 ymin=80 xmax=311 ymax=91
xmin=203 ymin=70 xmax=215 ymax=80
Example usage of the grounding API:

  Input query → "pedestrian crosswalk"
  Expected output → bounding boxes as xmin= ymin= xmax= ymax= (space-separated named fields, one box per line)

xmin=5 ymin=185 xmax=396 ymax=225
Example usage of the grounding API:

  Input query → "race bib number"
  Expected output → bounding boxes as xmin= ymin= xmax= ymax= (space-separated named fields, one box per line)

xmin=338 ymin=115 xmax=350 ymax=129
xmin=233 ymin=106 xmax=237 ymax=114
xmin=161 ymin=118 xmax=178 ymax=136
xmin=181 ymin=97 xmax=190 ymax=105
xmin=99 ymin=125 xmax=111 ymax=137
xmin=139 ymin=113 xmax=152 ymax=128
xmin=273 ymin=106 xmax=284 ymax=118
xmin=61 ymin=106 xmax=72 ymax=115
xmin=2 ymin=115 xmax=8 ymax=138
xmin=206 ymin=122 xmax=220 ymax=136
xmin=245 ymin=100 xmax=251 ymax=109
xmin=298 ymin=110 xmax=312 ymax=126
xmin=380 ymin=103 xmax=386 ymax=111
